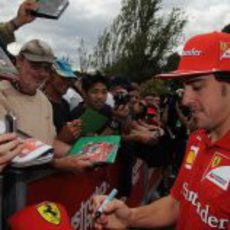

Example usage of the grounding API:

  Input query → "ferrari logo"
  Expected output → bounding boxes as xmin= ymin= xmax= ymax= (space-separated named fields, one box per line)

xmin=211 ymin=155 xmax=222 ymax=168
xmin=37 ymin=202 xmax=61 ymax=225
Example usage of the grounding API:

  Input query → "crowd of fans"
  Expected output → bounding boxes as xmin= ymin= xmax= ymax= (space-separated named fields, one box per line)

xmin=0 ymin=1 xmax=229 ymax=230
xmin=0 ymin=0 xmax=189 ymax=186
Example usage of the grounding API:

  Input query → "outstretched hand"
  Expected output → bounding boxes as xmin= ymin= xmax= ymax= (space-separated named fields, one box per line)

xmin=53 ymin=154 xmax=94 ymax=173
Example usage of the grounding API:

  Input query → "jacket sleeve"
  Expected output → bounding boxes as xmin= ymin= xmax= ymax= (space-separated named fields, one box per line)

xmin=0 ymin=22 xmax=16 ymax=47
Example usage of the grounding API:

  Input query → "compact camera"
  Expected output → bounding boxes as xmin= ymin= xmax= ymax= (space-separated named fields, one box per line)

xmin=114 ymin=93 xmax=130 ymax=107
xmin=5 ymin=113 xmax=17 ymax=133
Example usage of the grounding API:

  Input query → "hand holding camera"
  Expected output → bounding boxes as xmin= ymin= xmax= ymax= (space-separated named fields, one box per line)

xmin=113 ymin=92 xmax=130 ymax=120
xmin=114 ymin=92 xmax=130 ymax=107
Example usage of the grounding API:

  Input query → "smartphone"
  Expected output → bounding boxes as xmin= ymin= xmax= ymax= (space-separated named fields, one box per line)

xmin=30 ymin=0 xmax=69 ymax=19
xmin=5 ymin=113 xmax=17 ymax=133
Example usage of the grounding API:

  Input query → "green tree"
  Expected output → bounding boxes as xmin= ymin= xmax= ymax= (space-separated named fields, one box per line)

xmin=140 ymin=79 xmax=169 ymax=96
xmin=92 ymin=0 xmax=187 ymax=83
xmin=222 ymin=24 xmax=230 ymax=33
xmin=161 ymin=52 xmax=182 ymax=92
xmin=78 ymin=39 xmax=91 ymax=73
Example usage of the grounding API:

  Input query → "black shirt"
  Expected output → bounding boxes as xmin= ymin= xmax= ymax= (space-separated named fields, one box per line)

xmin=51 ymin=98 xmax=71 ymax=133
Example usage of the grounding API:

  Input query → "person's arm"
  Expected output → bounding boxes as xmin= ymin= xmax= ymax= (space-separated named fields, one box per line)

xmin=122 ymin=128 xmax=161 ymax=144
xmin=99 ymin=104 xmax=131 ymax=136
xmin=8 ymin=0 xmax=37 ymax=30
xmin=94 ymin=195 xmax=179 ymax=229
xmin=0 ymin=0 xmax=37 ymax=46
xmin=52 ymin=139 xmax=94 ymax=173
xmin=52 ymin=154 xmax=94 ymax=173
xmin=128 ymin=195 xmax=179 ymax=228
xmin=53 ymin=139 xmax=71 ymax=158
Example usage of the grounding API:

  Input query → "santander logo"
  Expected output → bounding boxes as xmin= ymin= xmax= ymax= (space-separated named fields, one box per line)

xmin=182 ymin=182 xmax=229 ymax=229
xmin=182 ymin=48 xmax=202 ymax=57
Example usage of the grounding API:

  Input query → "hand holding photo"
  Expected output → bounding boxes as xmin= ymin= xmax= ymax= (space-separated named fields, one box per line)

xmin=68 ymin=135 xmax=121 ymax=164
xmin=11 ymin=130 xmax=53 ymax=167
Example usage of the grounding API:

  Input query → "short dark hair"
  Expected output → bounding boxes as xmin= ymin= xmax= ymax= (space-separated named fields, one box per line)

xmin=109 ymin=75 xmax=131 ymax=91
xmin=129 ymin=82 xmax=139 ymax=91
xmin=214 ymin=72 xmax=230 ymax=83
xmin=81 ymin=73 xmax=109 ymax=92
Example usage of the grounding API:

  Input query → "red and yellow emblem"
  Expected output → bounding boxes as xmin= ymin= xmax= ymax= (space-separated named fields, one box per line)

xmin=37 ymin=202 xmax=61 ymax=225
xmin=186 ymin=150 xmax=196 ymax=164
xmin=220 ymin=42 xmax=230 ymax=60
xmin=185 ymin=146 xmax=199 ymax=169
xmin=211 ymin=155 xmax=222 ymax=168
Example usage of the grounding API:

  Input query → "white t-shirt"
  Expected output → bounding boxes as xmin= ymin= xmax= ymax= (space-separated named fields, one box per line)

xmin=63 ymin=88 xmax=83 ymax=111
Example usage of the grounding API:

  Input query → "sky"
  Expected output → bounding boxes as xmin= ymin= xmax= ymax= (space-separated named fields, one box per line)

xmin=1 ymin=0 xmax=230 ymax=69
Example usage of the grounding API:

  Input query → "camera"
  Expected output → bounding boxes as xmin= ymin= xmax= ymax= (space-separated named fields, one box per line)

xmin=5 ymin=113 xmax=17 ymax=133
xmin=114 ymin=92 xmax=130 ymax=106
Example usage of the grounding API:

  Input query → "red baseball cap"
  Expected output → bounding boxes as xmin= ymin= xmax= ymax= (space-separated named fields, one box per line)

xmin=8 ymin=201 xmax=73 ymax=230
xmin=147 ymin=107 xmax=157 ymax=115
xmin=157 ymin=32 xmax=230 ymax=79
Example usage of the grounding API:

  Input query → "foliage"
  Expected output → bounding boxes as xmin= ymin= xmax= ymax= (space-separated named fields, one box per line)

xmin=78 ymin=39 xmax=91 ymax=73
xmin=140 ymin=79 xmax=169 ymax=96
xmin=92 ymin=0 xmax=187 ymax=83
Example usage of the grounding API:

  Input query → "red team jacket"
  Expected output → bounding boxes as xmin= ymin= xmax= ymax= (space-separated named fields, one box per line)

xmin=171 ymin=129 xmax=230 ymax=229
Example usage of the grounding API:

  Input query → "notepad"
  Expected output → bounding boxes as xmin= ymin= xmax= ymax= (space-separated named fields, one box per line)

xmin=79 ymin=108 xmax=109 ymax=135
xmin=11 ymin=130 xmax=54 ymax=168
